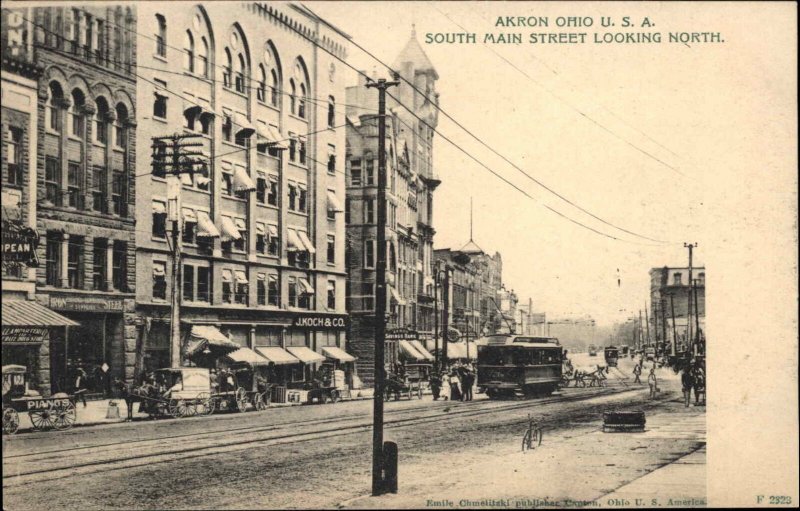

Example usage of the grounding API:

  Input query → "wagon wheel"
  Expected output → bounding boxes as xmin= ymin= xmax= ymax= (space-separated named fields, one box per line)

xmin=52 ymin=401 xmax=77 ymax=430
xmin=195 ymin=393 xmax=214 ymax=416
xmin=329 ymin=389 xmax=340 ymax=404
xmin=404 ymin=388 xmax=411 ymax=400
xmin=2 ymin=408 xmax=20 ymax=435
xmin=168 ymin=399 xmax=190 ymax=418
xmin=416 ymin=385 xmax=423 ymax=399
xmin=29 ymin=409 xmax=55 ymax=431
xmin=254 ymin=393 xmax=267 ymax=411
xmin=235 ymin=388 xmax=249 ymax=412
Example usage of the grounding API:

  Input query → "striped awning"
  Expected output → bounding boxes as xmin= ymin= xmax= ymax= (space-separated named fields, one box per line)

xmin=225 ymin=347 xmax=271 ymax=366
xmin=2 ymin=300 xmax=79 ymax=328
xmin=410 ymin=340 xmax=435 ymax=361
xmin=233 ymin=166 xmax=256 ymax=192
xmin=399 ymin=340 xmax=426 ymax=361
xmin=197 ymin=211 xmax=220 ymax=238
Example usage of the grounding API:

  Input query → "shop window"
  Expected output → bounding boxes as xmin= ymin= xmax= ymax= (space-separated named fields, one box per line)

xmin=153 ymin=261 xmax=167 ymax=300
xmin=155 ymin=14 xmax=166 ymax=57
xmin=364 ymin=199 xmax=375 ymax=224
xmin=235 ymin=272 xmax=248 ymax=305
xmin=197 ymin=267 xmax=210 ymax=302
xmin=92 ymin=238 xmax=107 ymax=290
xmin=327 ymin=280 xmax=336 ymax=310
xmin=46 ymin=232 xmax=61 ymax=286
xmin=112 ymin=241 xmax=127 ymax=291
xmin=327 ymin=235 xmax=335 ymax=264
xmin=257 ymin=274 xmax=267 ymax=305
xmin=267 ymin=178 xmax=278 ymax=206
xmin=268 ymin=274 xmax=279 ymax=306
xmin=152 ymin=201 xmax=167 ymax=238
xmin=91 ymin=166 xmax=107 ymax=213
xmin=364 ymin=240 xmax=375 ymax=269
xmin=5 ymin=127 xmax=22 ymax=186
xmin=268 ymin=227 xmax=279 ymax=256
xmin=350 ymin=159 xmax=362 ymax=185
xmin=67 ymin=236 xmax=84 ymax=289
xmin=67 ymin=162 xmax=82 ymax=209
xmin=288 ymin=276 xmax=298 ymax=307
xmin=365 ymin=158 xmax=375 ymax=185
xmin=183 ymin=264 xmax=195 ymax=301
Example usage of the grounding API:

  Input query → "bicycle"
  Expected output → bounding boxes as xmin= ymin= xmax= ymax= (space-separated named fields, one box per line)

xmin=521 ymin=414 xmax=543 ymax=452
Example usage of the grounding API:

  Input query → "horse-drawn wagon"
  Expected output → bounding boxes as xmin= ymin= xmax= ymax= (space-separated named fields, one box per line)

xmin=3 ymin=365 xmax=77 ymax=434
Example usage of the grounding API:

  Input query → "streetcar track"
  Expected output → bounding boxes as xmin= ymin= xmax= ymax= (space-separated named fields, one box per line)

xmin=3 ymin=386 xmax=638 ymax=487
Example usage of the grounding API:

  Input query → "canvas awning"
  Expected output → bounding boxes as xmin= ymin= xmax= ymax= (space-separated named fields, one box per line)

xmin=255 ymin=346 xmax=300 ymax=365
xmin=297 ymin=231 xmax=316 ymax=253
xmin=225 ymin=347 xmax=271 ymax=366
xmin=389 ymin=286 xmax=406 ymax=305
xmin=322 ymin=346 xmax=357 ymax=363
xmin=445 ymin=342 xmax=476 ymax=361
xmin=286 ymin=346 xmax=325 ymax=364
xmin=233 ymin=113 xmax=255 ymax=137
xmin=287 ymin=229 xmax=304 ymax=251
xmin=185 ymin=325 xmax=240 ymax=357
xmin=152 ymin=201 xmax=166 ymax=214
xmin=256 ymin=124 xmax=288 ymax=150
xmin=220 ymin=216 xmax=241 ymax=240
xmin=233 ymin=166 xmax=256 ymax=192
xmin=2 ymin=301 xmax=79 ymax=328
xmin=196 ymin=211 xmax=220 ymax=238
xmin=182 ymin=208 xmax=197 ymax=224
xmin=399 ymin=340 xmax=426 ymax=361
xmin=410 ymin=340 xmax=435 ymax=361
xmin=235 ymin=270 xmax=248 ymax=284
xmin=267 ymin=125 xmax=289 ymax=149
xmin=267 ymin=224 xmax=278 ymax=237
xmin=298 ymin=278 xmax=315 ymax=294
xmin=326 ymin=191 xmax=343 ymax=213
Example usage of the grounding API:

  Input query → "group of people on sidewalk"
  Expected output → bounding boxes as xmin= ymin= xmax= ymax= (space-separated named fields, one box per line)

xmin=428 ymin=363 xmax=476 ymax=402
xmin=681 ymin=361 xmax=706 ymax=407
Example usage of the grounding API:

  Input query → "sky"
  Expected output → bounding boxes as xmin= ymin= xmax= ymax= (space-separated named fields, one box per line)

xmin=307 ymin=1 xmax=794 ymax=326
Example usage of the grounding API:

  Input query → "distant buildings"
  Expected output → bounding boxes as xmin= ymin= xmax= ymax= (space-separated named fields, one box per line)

xmin=649 ymin=266 xmax=705 ymax=354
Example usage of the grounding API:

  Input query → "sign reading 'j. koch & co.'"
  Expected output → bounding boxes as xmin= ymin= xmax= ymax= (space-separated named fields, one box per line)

xmin=292 ymin=314 xmax=348 ymax=330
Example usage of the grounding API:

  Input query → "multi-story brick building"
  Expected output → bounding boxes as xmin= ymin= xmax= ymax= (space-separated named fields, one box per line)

xmin=345 ymin=29 xmax=440 ymax=383
xmin=135 ymin=3 xmax=351 ymax=387
xmin=15 ymin=5 xmax=139 ymax=396
xmin=649 ymin=266 xmax=706 ymax=353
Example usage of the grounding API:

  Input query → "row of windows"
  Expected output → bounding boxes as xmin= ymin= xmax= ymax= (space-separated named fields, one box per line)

xmin=46 ymin=84 xmax=130 ymax=148
xmin=151 ymin=262 xmax=337 ymax=309
xmin=155 ymin=12 xmax=339 ymax=128
xmin=44 ymin=156 xmax=127 ymax=215
xmin=44 ymin=233 xmax=128 ymax=291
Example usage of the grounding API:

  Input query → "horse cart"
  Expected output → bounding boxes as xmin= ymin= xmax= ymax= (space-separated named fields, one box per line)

xmin=221 ymin=362 xmax=272 ymax=412
xmin=383 ymin=371 xmax=424 ymax=401
xmin=3 ymin=365 xmax=77 ymax=434
xmin=130 ymin=367 xmax=216 ymax=419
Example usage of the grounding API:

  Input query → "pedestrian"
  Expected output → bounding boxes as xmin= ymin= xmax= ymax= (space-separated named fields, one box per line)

xmin=648 ymin=367 xmax=658 ymax=399
xmin=429 ymin=371 xmax=442 ymax=400
xmin=632 ymin=363 xmax=642 ymax=384
xmin=73 ymin=368 xmax=88 ymax=407
xmin=681 ymin=368 xmax=695 ymax=407
xmin=693 ymin=365 xmax=705 ymax=405
xmin=462 ymin=368 xmax=474 ymax=401
xmin=448 ymin=370 xmax=462 ymax=401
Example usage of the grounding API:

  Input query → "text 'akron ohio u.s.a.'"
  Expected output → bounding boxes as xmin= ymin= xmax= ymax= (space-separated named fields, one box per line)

xmin=424 ymin=16 xmax=723 ymax=45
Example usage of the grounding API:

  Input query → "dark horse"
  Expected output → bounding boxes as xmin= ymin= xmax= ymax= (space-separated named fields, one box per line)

xmin=112 ymin=379 xmax=159 ymax=421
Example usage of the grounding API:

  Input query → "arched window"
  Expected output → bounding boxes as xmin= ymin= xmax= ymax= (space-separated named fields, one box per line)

xmin=155 ymin=14 xmax=166 ymax=56
xmin=199 ymin=37 xmax=209 ymax=78
xmin=235 ymin=53 xmax=246 ymax=93
xmin=223 ymin=48 xmax=232 ymax=88
xmin=70 ymin=89 xmax=85 ymax=138
xmin=328 ymin=96 xmax=335 ymax=128
xmin=46 ymin=82 xmax=63 ymax=133
xmin=94 ymin=97 xmax=109 ymax=144
xmin=289 ymin=79 xmax=296 ymax=115
xmin=115 ymin=103 xmax=128 ymax=149
xmin=184 ymin=30 xmax=195 ymax=72
xmin=270 ymin=69 xmax=279 ymax=107
xmin=298 ymin=83 xmax=306 ymax=119
xmin=257 ymin=64 xmax=267 ymax=102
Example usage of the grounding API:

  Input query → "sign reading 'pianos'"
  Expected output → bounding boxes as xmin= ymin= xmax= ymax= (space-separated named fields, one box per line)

xmin=291 ymin=314 xmax=348 ymax=330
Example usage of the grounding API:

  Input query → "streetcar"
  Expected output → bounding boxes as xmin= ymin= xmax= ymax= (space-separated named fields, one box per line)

xmin=604 ymin=346 xmax=620 ymax=367
xmin=476 ymin=335 xmax=564 ymax=399
xmin=588 ymin=344 xmax=598 ymax=356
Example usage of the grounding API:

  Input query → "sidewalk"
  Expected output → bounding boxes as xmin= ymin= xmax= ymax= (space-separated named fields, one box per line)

xmin=342 ymin=390 xmax=706 ymax=509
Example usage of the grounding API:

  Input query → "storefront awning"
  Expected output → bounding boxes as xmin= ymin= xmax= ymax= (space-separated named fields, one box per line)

xmin=322 ymin=346 xmax=357 ymax=362
xmin=254 ymin=346 xmax=300 ymax=365
xmin=185 ymin=325 xmax=240 ymax=357
xmin=233 ymin=166 xmax=256 ymax=192
xmin=297 ymin=231 xmax=316 ymax=254
xmin=410 ymin=340 xmax=435 ymax=361
xmin=220 ymin=216 xmax=241 ymax=240
xmin=226 ymin=347 xmax=271 ymax=366
xmin=444 ymin=342 xmax=477 ymax=361
xmin=2 ymin=300 xmax=79 ymax=328
xmin=399 ymin=340 xmax=426 ymax=361
xmin=286 ymin=346 xmax=325 ymax=364
xmin=197 ymin=211 xmax=220 ymax=238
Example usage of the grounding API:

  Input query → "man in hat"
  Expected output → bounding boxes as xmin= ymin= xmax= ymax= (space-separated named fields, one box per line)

xmin=648 ymin=366 xmax=658 ymax=399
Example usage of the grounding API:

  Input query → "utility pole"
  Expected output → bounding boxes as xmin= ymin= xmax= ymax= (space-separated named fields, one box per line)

xmin=684 ymin=242 xmax=697 ymax=352
xmin=644 ymin=303 xmax=651 ymax=347
xmin=670 ymin=295 xmax=678 ymax=356
xmin=151 ymin=133 xmax=206 ymax=368
xmin=365 ymin=77 xmax=399 ymax=497
xmin=661 ymin=298 xmax=668 ymax=357
xmin=693 ymin=278 xmax=702 ymax=356
xmin=442 ymin=267 xmax=451 ymax=369
xmin=433 ymin=268 xmax=439 ymax=370
xmin=638 ymin=310 xmax=643 ymax=350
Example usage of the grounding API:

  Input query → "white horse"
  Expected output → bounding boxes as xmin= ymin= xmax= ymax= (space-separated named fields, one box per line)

xmin=573 ymin=364 xmax=609 ymax=387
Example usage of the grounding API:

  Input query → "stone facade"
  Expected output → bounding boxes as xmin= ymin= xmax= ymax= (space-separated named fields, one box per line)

xmin=649 ymin=266 xmax=706 ymax=352
xmin=345 ymin=29 xmax=440 ymax=384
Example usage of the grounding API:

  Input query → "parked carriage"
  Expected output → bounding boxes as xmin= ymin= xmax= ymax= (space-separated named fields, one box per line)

xmin=3 ymin=365 xmax=77 ymax=434
xmin=219 ymin=363 xmax=272 ymax=412
xmin=134 ymin=368 xmax=217 ymax=418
